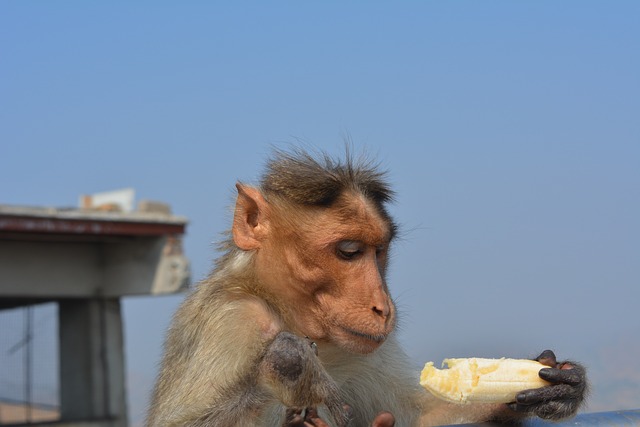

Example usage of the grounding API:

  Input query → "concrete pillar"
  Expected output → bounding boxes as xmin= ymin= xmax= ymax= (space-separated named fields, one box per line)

xmin=58 ymin=299 xmax=127 ymax=427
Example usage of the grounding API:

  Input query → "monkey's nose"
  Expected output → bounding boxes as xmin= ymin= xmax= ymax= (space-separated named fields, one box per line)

xmin=372 ymin=302 xmax=390 ymax=319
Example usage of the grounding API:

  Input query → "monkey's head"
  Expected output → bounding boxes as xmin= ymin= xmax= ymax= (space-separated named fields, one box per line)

xmin=231 ymin=148 xmax=398 ymax=355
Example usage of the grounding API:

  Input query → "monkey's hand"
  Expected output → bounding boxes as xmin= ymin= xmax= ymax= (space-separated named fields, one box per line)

xmin=285 ymin=407 xmax=396 ymax=427
xmin=259 ymin=332 xmax=349 ymax=426
xmin=507 ymin=350 xmax=588 ymax=420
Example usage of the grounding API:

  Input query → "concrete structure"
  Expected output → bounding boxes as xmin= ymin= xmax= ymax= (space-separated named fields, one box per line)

xmin=0 ymin=201 xmax=190 ymax=427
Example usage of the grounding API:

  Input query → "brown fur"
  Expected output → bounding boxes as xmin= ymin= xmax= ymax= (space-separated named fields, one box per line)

xmin=147 ymin=148 xmax=580 ymax=426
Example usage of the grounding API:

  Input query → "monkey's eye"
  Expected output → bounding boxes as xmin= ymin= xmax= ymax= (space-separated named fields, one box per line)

xmin=336 ymin=240 xmax=363 ymax=260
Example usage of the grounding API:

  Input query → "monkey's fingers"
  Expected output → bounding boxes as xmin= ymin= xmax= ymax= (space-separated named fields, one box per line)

xmin=514 ymin=383 xmax=576 ymax=406
xmin=509 ymin=384 xmax=584 ymax=420
xmin=284 ymin=408 xmax=306 ymax=426
xmin=509 ymin=360 xmax=588 ymax=421
xmin=535 ymin=350 xmax=557 ymax=367
xmin=303 ymin=407 xmax=332 ymax=427
xmin=371 ymin=411 xmax=395 ymax=427
xmin=284 ymin=407 xmax=347 ymax=427
xmin=539 ymin=363 xmax=586 ymax=386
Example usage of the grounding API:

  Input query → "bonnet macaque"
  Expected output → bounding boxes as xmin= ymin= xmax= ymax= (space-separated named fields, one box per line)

xmin=147 ymin=148 xmax=587 ymax=426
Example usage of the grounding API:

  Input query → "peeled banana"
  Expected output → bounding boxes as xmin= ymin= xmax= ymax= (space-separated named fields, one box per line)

xmin=420 ymin=357 xmax=551 ymax=404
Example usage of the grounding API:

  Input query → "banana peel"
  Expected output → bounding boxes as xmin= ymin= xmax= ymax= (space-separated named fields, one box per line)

xmin=420 ymin=357 xmax=551 ymax=404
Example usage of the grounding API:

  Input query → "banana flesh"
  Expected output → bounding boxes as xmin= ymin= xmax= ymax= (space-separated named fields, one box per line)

xmin=420 ymin=357 xmax=551 ymax=404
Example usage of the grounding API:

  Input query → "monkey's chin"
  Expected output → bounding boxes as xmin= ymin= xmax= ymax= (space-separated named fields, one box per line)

xmin=337 ymin=326 xmax=388 ymax=354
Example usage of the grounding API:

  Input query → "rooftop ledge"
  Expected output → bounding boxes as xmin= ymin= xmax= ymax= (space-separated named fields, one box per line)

xmin=0 ymin=195 xmax=190 ymax=302
xmin=0 ymin=204 xmax=187 ymax=238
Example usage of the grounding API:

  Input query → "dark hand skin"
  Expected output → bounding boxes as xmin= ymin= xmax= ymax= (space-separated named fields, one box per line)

xmin=508 ymin=349 xmax=589 ymax=420
xmin=285 ymin=407 xmax=395 ymax=427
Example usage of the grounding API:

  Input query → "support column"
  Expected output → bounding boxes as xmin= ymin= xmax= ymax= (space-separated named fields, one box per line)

xmin=58 ymin=299 xmax=128 ymax=427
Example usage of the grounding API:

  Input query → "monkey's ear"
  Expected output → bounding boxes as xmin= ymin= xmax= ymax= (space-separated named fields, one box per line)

xmin=232 ymin=183 xmax=270 ymax=250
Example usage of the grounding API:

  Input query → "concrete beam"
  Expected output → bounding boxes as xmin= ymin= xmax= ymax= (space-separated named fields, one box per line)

xmin=0 ymin=237 xmax=189 ymax=299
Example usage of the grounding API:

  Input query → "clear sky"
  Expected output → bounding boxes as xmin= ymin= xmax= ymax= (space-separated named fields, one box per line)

xmin=1 ymin=2 xmax=639 ymax=425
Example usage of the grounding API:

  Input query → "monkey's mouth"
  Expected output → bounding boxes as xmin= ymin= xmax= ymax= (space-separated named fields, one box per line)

xmin=340 ymin=326 xmax=388 ymax=344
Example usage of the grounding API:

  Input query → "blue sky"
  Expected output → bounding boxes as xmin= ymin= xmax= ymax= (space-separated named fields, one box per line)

xmin=1 ymin=2 xmax=639 ymax=425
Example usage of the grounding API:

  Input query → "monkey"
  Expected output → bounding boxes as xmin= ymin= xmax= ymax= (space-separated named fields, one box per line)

xmin=146 ymin=147 xmax=588 ymax=426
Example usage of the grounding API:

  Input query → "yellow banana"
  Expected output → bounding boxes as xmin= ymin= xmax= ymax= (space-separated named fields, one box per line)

xmin=420 ymin=357 xmax=551 ymax=404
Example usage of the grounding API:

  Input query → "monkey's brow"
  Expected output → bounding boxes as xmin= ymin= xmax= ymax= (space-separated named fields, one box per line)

xmin=315 ymin=230 xmax=390 ymax=250
xmin=337 ymin=232 xmax=392 ymax=247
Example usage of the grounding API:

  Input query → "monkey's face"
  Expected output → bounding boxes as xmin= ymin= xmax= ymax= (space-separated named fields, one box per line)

xmin=258 ymin=193 xmax=397 ymax=355
xmin=312 ymin=237 xmax=397 ymax=355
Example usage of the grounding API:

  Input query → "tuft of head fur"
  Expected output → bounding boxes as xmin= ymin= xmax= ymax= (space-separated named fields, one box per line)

xmin=262 ymin=147 xmax=394 ymax=206
xmin=259 ymin=146 xmax=397 ymax=235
